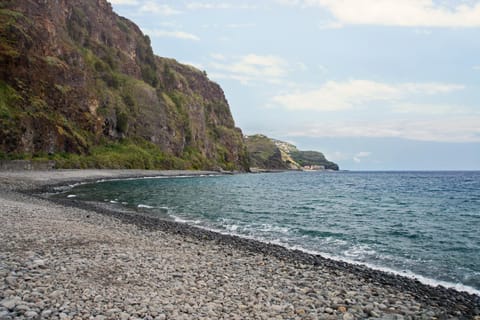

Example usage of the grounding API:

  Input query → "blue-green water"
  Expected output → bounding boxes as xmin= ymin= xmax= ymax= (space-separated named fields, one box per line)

xmin=59 ymin=171 xmax=480 ymax=295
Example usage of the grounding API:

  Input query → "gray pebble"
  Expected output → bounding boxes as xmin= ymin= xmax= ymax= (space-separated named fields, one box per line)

xmin=0 ymin=175 xmax=478 ymax=320
xmin=0 ymin=298 xmax=20 ymax=310
xmin=24 ymin=311 xmax=38 ymax=318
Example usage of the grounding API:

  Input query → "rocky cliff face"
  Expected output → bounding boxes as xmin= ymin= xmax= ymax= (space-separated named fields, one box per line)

xmin=0 ymin=0 xmax=248 ymax=170
xmin=245 ymin=135 xmax=288 ymax=170
xmin=246 ymin=134 xmax=339 ymax=171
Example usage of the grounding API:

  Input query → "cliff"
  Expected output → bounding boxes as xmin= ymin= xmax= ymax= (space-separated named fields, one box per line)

xmin=0 ymin=0 xmax=249 ymax=171
xmin=245 ymin=134 xmax=339 ymax=171
xmin=244 ymin=135 xmax=287 ymax=170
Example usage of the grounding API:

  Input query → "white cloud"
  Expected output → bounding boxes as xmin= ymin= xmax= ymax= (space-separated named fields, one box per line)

xmin=280 ymin=0 xmax=480 ymax=27
xmin=287 ymin=116 xmax=480 ymax=143
xmin=209 ymin=54 xmax=289 ymax=85
xmin=353 ymin=151 xmax=371 ymax=163
xmin=272 ymin=80 xmax=464 ymax=111
xmin=473 ymin=65 xmax=480 ymax=71
xmin=401 ymin=82 xmax=465 ymax=94
xmin=273 ymin=80 xmax=396 ymax=111
xmin=142 ymin=29 xmax=200 ymax=41
xmin=392 ymin=104 xmax=472 ymax=115
xmin=139 ymin=2 xmax=181 ymax=15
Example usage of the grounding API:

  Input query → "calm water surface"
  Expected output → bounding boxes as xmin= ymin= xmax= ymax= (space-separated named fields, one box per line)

xmin=58 ymin=171 xmax=480 ymax=294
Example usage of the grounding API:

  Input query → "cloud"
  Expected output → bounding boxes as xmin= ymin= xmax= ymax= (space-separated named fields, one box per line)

xmin=474 ymin=65 xmax=480 ymax=71
xmin=271 ymin=80 xmax=464 ymax=111
xmin=139 ymin=2 xmax=181 ymax=15
xmin=280 ymin=0 xmax=480 ymax=27
xmin=392 ymin=104 xmax=472 ymax=115
xmin=142 ymin=29 xmax=200 ymax=41
xmin=287 ymin=116 xmax=480 ymax=143
xmin=353 ymin=151 xmax=371 ymax=163
xmin=209 ymin=54 xmax=289 ymax=85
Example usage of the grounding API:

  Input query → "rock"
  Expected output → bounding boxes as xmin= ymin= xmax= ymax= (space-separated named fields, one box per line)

xmin=295 ymin=308 xmax=305 ymax=315
xmin=41 ymin=310 xmax=53 ymax=318
xmin=31 ymin=259 xmax=47 ymax=269
xmin=4 ymin=277 xmax=16 ymax=286
xmin=120 ymin=312 xmax=130 ymax=320
xmin=106 ymin=308 xmax=121 ymax=315
xmin=364 ymin=303 xmax=374 ymax=312
xmin=15 ymin=304 xmax=30 ymax=312
xmin=0 ymin=0 xmax=250 ymax=171
xmin=24 ymin=311 xmax=38 ymax=318
xmin=0 ymin=312 xmax=12 ymax=320
xmin=59 ymin=313 xmax=69 ymax=319
xmin=0 ymin=297 xmax=20 ymax=310
xmin=49 ymin=290 xmax=64 ymax=298
xmin=155 ymin=314 xmax=166 ymax=320
xmin=271 ymin=305 xmax=283 ymax=312
xmin=325 ymin=307 xmax=334 ymax=314
xmin=369 ymin=310 xmax=381 ymax=317
xmin=343 ymin=313 xmax=355 ymax=320
xmin=337 ymin=306 xmax=347 ymax=313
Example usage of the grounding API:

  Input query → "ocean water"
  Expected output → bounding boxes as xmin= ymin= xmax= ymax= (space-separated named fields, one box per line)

xmin=58 ymin=171 xmax=480 ymax=295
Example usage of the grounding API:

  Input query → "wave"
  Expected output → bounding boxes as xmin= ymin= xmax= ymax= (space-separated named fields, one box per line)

xmin=137 ymin=204 xmax=154 ymax=209
xmin=343 ymin=244 xmax=376 ymax=258
xmin=53 ymin=181 xmax=88 ymax=192
xmin=61 ymin=171 xmax=480 ymax=297
xmin=94 ymin=174 xmax=221 ymax=184
xmin=275 ymin=242 xmax=480 ymax=297
xmin=165 ymin=219 xmax=480 ymax=297
xmin=170 ymin=214 xmax=202 ymax=225
xmin=258 ymin=223 xmax=290 ymax=234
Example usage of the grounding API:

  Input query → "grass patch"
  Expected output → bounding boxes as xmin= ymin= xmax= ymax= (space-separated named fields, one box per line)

xmin=0 ymin=81 xmax=21 ymax=119
xmin=0 ymin=9 xmax=25 ymax=19
xmin=50 ymin=139 xmax=189 ymax=170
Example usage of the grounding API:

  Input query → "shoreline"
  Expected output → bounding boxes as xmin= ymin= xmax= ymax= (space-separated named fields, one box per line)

xmin=1 ymin=169 xmax=479 ymax=319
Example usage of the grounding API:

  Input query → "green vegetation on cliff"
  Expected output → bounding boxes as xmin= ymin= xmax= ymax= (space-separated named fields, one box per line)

xmin=0 ymin=0 xmax=248 ymax=171
xmin=246 ymin=134 xmax=339 ymax=171
xmin=245 ymin=135 xmax=287 ymax=170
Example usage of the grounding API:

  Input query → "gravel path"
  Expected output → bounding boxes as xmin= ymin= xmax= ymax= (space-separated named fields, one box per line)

xmin=0 ymin=170 xmax=479 ymax=319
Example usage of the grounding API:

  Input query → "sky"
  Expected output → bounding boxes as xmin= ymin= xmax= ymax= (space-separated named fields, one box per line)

xmin=109 ymin=0 xmax=480 ymax=170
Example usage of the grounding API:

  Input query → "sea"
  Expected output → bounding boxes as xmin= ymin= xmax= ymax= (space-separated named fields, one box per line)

xmin=56 ymin=171 xmax=480 ymax=296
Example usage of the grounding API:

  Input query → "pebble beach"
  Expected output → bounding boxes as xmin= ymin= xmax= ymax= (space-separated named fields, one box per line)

xmin=1 ymin=170 xmax=479 ymax=320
